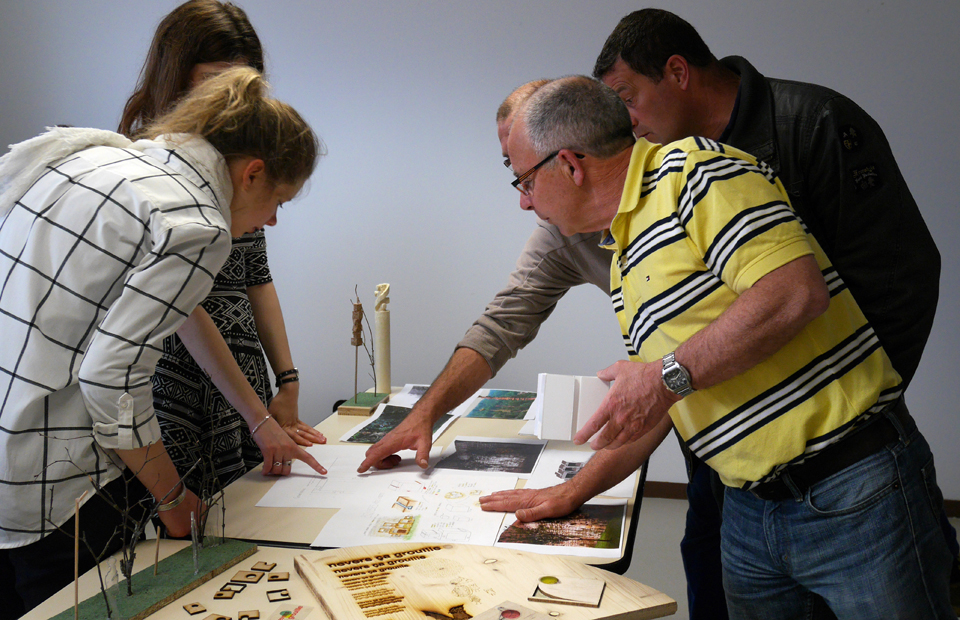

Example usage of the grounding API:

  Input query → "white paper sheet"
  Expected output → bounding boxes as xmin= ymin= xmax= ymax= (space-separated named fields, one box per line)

xmin=386 ymin=383 xmax=431 ymax=408
xmin=256 ymin=444 xmax=443 ymax=508
xmin=311 ymin=472 xmax=517 ymax=548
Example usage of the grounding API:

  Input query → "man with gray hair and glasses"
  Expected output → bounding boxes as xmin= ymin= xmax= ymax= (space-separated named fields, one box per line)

xmin=503 ymin=74 xmax=953 ymax=619
xmin=359 ymin=79 xmax=669 ymax=490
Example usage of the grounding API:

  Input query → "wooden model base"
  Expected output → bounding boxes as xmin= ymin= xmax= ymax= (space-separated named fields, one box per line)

xmin=51 ymin=539 xmax=256 ymax=620
xmin=338 ymin=392 xmax=390 ymax=416
xmin=295 ymin=542 xmax=676 ymax=620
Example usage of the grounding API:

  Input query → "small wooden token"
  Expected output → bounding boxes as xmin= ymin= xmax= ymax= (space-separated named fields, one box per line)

xmin=267 ymin=572 xmax=290 ymax=582
xmin=183 ymin=602 xmax=206 ymax=615
xmin=529 ymin=577 xmax=605 ymax=608
xmin=213 ymin=590 xmax=235 ymax=600
xmin=251 ymin=561 xmax=277 ymax=572
xmin=201 ymin=615 xmax=230 ymax=620
xmin=220 ymin=582 xmax=246 ymax=592
xmin=267 ymin=588 xmax=291 ymax=602
xmin=231 ymin=570 xmax=264 ymax=584
xmin=238 ymin=612 xmax=260 ymax=620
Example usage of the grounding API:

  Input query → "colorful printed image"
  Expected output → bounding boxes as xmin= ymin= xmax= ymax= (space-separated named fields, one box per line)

xmin=392 ymin=496 xmax=418 ymax=512
xmin=435 ymin=439 xmax=544 ymax=475
xmin=465 ymin=390 xmax=537 ymax=419
xmin=497 ymin=503 xmax=623 ymax=549
xmin=346 ymin=405 xmax=452 ymax=444
xmin=368 ymin=514 xmax=419 ymax=539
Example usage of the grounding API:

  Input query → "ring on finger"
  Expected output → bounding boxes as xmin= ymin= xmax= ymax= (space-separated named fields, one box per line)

xmin=283 ymin=460 xmax=293 ymax=466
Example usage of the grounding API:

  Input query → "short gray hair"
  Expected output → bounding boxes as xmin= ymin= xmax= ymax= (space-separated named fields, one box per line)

xmin=520 ymin=75 xmax=634 ymax=159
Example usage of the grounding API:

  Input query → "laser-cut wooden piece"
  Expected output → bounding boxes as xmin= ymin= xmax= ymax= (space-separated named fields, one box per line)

xmin=267 ymin=589 xmax=291 ymax=602
xmin=230 ymin=571 xmax=264 ymax=584
xmin=529 ymin=577 xmax=605 ymax=608
xmin=238 ymin=611 xmax=260 ymax=620
xmin=294 ymin=543 xmax=675 ymax=620
xmin=251 ymin=561 xmax=276 ymax=572
xmin=213 ymin=589 xmax=235 ymax=600
xmin=268 ymin=572 xmax=290 ymax=582
xmin=184 ymin=602 xmax=206 ymax=615
xmin=220 ymin=583 xmax=246 ymax=592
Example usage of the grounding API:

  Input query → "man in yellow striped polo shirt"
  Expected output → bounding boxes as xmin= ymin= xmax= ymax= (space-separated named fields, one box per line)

xmin=506 ymin=75 xmax=952 ymax=618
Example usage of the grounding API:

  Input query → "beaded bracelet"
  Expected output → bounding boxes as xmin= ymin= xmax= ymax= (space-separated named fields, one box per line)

xmin=275 ymin=367 xmax=299 ymax=388
xmin=157 ymin=483 xmax=186 ymax=512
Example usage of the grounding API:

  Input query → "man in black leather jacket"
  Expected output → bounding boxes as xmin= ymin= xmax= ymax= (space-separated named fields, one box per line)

xmin=592 ymin=8 xmax=952 ymax=618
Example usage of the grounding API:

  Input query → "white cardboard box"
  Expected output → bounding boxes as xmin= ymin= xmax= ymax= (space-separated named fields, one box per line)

xmin=536 ymin=373 xmax=610 ymax=440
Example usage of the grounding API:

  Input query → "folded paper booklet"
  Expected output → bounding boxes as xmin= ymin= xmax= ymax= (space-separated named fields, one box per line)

xmin=534 ymin=374 xmax=610 ymax=441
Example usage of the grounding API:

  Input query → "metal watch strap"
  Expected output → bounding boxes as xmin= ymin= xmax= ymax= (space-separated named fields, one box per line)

xmin=662 ymin=351 xmax=695 ymax=397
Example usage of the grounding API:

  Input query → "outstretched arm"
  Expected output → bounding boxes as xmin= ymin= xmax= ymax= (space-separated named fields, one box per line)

xmin=576 ymin=254 xmax=829 ymax=451
xmin=176 ymin=306 xmax=326 ymax=476
xmin=358 ymin=347 xmax=492 ymax=472
xmin=479 ymin=414 xmax=672 ymax=521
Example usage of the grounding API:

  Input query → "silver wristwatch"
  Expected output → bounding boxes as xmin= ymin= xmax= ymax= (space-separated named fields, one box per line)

xmin=662 ymin=351 xmax=695 ymax=397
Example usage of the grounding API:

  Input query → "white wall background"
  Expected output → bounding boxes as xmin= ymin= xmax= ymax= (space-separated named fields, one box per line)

xmin=1 ymin=0 xmax=958 ymax=498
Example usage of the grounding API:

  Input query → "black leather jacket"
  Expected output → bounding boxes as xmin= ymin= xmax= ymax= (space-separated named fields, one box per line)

xmin=722 ymin=56 xmax=940 ymax=387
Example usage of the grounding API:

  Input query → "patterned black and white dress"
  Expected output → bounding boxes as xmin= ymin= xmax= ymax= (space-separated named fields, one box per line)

xmin=153 ymin=230 xmax=273 ymax=497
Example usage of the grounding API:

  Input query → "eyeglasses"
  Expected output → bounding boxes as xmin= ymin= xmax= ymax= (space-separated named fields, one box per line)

xmin=511 ymin=150 xmax=559 ymax=196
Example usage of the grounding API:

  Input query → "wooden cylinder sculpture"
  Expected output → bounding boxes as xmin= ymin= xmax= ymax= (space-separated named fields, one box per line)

xmin=374 ymin=283 xmax=391 ymax=395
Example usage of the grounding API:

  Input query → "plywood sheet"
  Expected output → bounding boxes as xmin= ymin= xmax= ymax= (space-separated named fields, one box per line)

xmin=295 ymin=543 xmax=675 ymax=620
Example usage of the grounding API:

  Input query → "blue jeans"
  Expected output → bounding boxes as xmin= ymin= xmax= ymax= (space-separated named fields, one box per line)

xmin=681 ymin=460 xmax=729 ymax=620
xmin=720 ymin=422 xmax=953 ymax=619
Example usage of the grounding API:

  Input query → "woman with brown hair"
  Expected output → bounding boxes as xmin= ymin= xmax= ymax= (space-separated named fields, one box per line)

xmin=121 ymin=0 xmax=326 ymax=499
xmin=0 ymin=66 xmax=326 ymax=616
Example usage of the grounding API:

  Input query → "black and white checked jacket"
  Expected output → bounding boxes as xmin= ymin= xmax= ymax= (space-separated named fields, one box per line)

xmin=0 ymin=136 xmax=231 ymax=547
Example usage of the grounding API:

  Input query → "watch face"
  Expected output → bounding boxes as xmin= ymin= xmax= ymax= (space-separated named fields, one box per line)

xmin=664 ymin=368 xmax=687 ymax=390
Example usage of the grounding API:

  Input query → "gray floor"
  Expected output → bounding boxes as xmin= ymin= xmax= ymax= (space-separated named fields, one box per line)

xmin=619 ymin=497 xmax=960 ymax=620
xmin=622 ymin=498 xmax=690 ymax=619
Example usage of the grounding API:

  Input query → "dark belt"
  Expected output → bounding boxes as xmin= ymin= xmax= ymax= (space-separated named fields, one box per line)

xmin=749 ymin=398 xmax=914 ymax=501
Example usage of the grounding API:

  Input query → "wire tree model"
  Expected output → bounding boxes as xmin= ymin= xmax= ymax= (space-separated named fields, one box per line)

xmin=338 ymin=286 xmax=389 ymax=416
xmin=43 ymin=437 xmax=233 ymax=618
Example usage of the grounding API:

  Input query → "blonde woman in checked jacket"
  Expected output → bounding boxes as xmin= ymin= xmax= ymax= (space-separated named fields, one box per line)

xmin=0 ymin=67 xmax=325 ymax=617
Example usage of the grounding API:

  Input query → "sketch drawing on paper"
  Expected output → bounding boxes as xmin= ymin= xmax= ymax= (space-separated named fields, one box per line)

xmin=368 ymin=514 xmax=419 ymax=540
xmin=393 ymin=496 xmax=418 ymax=512
xmin=465 ymin=390 xmax=537 ymax=419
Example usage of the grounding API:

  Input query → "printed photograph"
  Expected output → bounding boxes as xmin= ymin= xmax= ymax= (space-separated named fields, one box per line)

xmin=465 ymin=390 xmax=537 ymax=419
xmin=496 ymin=503 xmax=624 ymax=549
xmin=434 ymin=439 xmax=544 ymax=474
xmin=346 ymin=405 xmax=452 ymax=444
